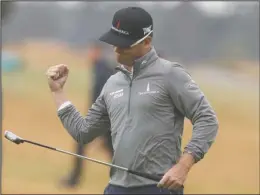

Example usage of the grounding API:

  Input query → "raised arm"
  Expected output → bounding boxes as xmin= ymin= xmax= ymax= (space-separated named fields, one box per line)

xmin=46 ymin=64 xmax=111 ymax=145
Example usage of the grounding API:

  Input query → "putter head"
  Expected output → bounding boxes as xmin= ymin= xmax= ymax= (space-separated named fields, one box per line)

xmin=4 ymin=130 xmax=24 ymax=144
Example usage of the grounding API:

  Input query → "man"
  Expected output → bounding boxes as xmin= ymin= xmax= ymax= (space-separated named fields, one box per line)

xmin=46 ymin=7 xmax=218 ymax=194
xmin=61 ymin=42 xmax=114 ymax=187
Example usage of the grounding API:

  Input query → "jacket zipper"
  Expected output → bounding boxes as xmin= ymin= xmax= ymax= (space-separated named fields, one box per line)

xmin=115 ymin=66 xmax=134 ymax=116
xmin=128 ymin=79 xmax=132 ymax=115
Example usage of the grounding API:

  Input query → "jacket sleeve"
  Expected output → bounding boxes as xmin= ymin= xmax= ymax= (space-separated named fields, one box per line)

xmin=165 ymin=64 xmax=219 ymax=163
xmin=57 ymin=86 xmax=110 ymax=145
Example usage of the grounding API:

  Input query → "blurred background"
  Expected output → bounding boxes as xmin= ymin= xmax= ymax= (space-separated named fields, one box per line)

xmin=1 ymin=1 xmax=259 ymax=194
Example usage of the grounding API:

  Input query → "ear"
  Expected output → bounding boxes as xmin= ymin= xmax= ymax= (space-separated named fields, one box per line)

xmin=143 ymin=36 xmax=152 ymax=48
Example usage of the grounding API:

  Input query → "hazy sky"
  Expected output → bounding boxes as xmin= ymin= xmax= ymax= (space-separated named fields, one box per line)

xmin=19 ymin=1 xmax=256 ymax=16
xmin=57 ymin=1 xmax=236 ymax=15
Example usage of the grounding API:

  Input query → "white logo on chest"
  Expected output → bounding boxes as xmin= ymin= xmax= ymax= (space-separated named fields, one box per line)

xmin=139 ymin=82 xmax=159 ymax=95
xmin=110 ymin=89 xmax=124 ymax=99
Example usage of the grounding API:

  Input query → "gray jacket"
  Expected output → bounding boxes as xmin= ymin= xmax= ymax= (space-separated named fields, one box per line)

xmin=57 ymin=47 xmax=219 ymax=187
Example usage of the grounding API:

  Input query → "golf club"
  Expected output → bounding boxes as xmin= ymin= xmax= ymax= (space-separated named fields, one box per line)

xmin=4 ymin=130 xmax=162 ymax=182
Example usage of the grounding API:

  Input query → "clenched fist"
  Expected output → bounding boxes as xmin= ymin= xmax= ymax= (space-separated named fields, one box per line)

xmin=46 ymin=64 xmax=69 ymax=92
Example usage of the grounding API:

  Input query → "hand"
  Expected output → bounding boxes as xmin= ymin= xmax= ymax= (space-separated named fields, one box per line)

xmin=157 ymin=163 xmax=189 ymax=191
xmin=46 ymin=64 xmax=69 ymax=92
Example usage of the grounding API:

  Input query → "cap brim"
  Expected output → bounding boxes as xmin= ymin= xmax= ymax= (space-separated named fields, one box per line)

xmin=99 ymin=30 xmax=136 ymax=48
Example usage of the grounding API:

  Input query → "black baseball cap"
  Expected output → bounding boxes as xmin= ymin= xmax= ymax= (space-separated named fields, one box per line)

xmin=99 ymin=7 xmax=153 ymax=48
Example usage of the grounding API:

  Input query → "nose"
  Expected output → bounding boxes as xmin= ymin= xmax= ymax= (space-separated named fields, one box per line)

xmin=114 ymin=46 xmax=123 ymax=54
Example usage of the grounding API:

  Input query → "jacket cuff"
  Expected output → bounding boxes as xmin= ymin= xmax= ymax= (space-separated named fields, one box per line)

xmin=183 ymin=149 xmax=202 ymax=163
xmin=57 ymin=103 xmax=75 ymax=117
xmin=58 ymin=101 xmax=72 ymax=111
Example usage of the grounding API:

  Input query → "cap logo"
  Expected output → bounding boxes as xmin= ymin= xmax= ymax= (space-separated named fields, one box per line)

xmin=111 ymin=20 xmax=129 ymax=35
xmin=143 ymin=25 xmax=152 ymax=35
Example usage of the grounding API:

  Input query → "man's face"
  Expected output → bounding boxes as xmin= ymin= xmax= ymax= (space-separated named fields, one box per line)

xmin=113 ymin=45 xmax=142 ymax=65
xmin=113 ymin=37 xmax=151 ymax=65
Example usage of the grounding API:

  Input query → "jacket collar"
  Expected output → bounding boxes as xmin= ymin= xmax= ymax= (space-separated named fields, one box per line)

xmin=115 ymin=46 xmax=159 ymax=78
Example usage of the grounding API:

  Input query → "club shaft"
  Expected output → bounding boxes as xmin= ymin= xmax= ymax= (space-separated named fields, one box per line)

xmin=5 ymin=131 xmax=163 ymax=182
xmin=57 ymin=148 xmax=128 ymax=171
xmin=24 ymin=140 xmax=128 ymax=171
xmin=22 ymin=139 xmax=163 ymax=182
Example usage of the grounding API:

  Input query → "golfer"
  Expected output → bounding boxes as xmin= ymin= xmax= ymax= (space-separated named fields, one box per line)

xmin=46 ymin=7 xmax=219 ymax=195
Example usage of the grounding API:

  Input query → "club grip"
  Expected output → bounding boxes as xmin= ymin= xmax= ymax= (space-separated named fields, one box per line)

xmin=128 ymin=169 xmax=162 ymax=182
